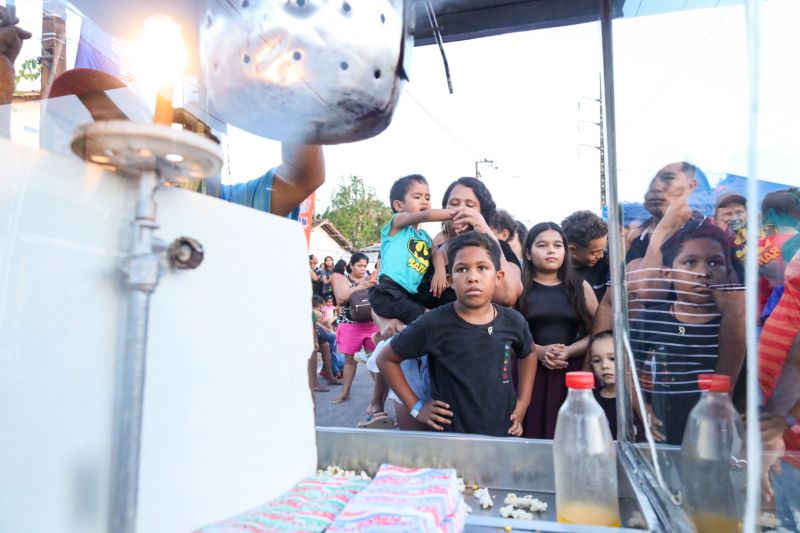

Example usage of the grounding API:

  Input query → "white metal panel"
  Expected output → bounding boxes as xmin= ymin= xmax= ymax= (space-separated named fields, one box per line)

xmin=0 ymin=137 xmax=318 ymax=533
xmin=0 ymin=138 xmax=128 ymax=533
xmin=137 ymin=186 xmax=317 ymax=532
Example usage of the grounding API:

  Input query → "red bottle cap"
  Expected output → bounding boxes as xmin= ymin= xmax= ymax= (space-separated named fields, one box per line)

xmin=708 ymin=374 xmax=732 ymax=393
xmin=698 ymin=374 xmax=730 ymax=392
xmin=566 ymin=371 xmax=595 ymax=389
xmin=697 ymin=374 xmax=714 ymax=391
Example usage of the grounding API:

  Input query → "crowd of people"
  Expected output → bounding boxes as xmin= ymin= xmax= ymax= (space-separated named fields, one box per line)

xmin=305 ymin=163 xmax=799 ymax=527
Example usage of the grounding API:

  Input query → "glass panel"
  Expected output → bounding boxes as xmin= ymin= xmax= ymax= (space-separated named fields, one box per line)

xmin=612 ymin=0 xmax=799 ymax=530
xmin=611 ymin=2 xmax=751 ymax=530
xmin=753 ymin=2 xmax=800 ymax=531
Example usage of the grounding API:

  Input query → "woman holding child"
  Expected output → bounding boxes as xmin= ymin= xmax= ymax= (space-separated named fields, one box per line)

xmin=517 ymin=222 xmax=598 ymax=439
xmin=332 ymin=253 xmax=379 ymax=405
xmin=373 ymin=177 xmax=524 ymax=429
xmin=438 ymin=177 xmax=523 ymax=306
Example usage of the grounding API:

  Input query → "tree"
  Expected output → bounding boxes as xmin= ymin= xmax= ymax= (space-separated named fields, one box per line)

xmin=322 ymin=175 xmax=391 ymax=250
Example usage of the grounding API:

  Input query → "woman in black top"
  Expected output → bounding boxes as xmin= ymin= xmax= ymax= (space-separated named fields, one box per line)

xmin=320 ymin=255 xmax=336 ymax=303
xmin=309 ymin=255 xmax=323 ymax=297
xmin=517 ymin=222 xmax=598 ymax=439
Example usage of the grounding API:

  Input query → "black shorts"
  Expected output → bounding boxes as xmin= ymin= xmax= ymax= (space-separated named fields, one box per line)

xmin=369 ymin=278 xmax=427 ymax=325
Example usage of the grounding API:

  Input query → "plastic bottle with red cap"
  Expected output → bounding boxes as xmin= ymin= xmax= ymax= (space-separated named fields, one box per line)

xmin=680 ymin=373 xmax=744 ymax=532
xmin=553 ymin=371 xmax=621 ymax=526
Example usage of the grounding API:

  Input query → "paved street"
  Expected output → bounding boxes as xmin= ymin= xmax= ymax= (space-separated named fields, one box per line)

xmin=313 ymin=358 xmax=398 ymax=429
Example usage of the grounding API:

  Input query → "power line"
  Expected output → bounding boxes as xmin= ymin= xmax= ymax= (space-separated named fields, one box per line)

xmin=619 ymin=7 xmax=731 ymax=127
xmin=404 ymin=89 xmax=482 ymax=157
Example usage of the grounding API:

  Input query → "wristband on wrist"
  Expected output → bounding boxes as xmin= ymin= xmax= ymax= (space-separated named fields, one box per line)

xmin=410 ymin=399 xmax=424 ymax=419
xmin=786 ymin=414 xmax=798 ymax=428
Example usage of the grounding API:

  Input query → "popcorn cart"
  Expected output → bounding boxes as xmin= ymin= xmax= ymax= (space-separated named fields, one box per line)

xmin=1 ymin=0 xmax=796 ymax=532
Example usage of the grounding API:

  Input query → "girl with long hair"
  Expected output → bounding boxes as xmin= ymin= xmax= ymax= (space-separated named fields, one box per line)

xmin=517 ymin=222 xmax=598 ymax=438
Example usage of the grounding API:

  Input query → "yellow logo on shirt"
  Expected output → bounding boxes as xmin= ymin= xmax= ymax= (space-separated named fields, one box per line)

xmin=407 ymin=238 xmax=430 ymax=274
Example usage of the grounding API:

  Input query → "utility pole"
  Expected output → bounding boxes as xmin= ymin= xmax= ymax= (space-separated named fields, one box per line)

xmin=41 ymin=1 xmax=68 ymax=96
xmin=474 ymin=158 xmax=496 ymax=179
xmin=577 ymin=75 xmax=606 ymax=210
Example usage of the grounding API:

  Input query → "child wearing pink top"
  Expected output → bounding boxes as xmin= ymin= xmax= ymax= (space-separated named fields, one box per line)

xmin=322 ymin=296 xmax=338 ymax=325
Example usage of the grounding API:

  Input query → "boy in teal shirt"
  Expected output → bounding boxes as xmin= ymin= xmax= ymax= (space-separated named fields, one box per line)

xmin=369 ymin=175 xmax=454 ymax=324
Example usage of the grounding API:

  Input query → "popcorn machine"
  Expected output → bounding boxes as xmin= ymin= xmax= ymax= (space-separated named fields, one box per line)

xmin=2 ymin=0 xmax=794 ymax=532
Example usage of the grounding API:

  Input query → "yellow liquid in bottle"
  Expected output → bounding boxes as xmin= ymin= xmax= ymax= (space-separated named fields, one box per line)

xmin=691 ymin=512 xmax=740 ymax=533
xmin=557 ymin=502 xmax=621 ymax=527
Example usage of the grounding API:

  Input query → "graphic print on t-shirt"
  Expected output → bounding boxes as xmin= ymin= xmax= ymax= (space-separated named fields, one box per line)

xmin=407 ymin=238 xmax=431 ymax=275
xmin=502 ymin=343 xmax=511 ymax=383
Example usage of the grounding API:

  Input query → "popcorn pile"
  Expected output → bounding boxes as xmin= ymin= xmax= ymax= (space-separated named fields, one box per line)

xmin=474 ymin=487 xmax=493 ymax=510
xmin=498 ymin=492 xmax=548 ymax=520
xmin=317 ymin=465 xmax=372 ymax=480
xmin=457 ymin=477 xmax=549 ymax=523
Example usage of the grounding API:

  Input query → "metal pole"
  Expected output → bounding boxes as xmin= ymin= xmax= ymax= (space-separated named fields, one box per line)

xmin=743 ymin=0 xmax=762 ymax=530
xmin=109 ymin=170 xmax=161 ymax=533
xmin=598 ymin=0 xmax=629 ymax=445
xmin=598 ymin=74 xmax=607 ymax=210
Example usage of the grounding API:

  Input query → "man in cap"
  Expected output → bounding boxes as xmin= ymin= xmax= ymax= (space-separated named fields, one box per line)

xmin=44 ymin=67 xmax=324 ymax=218
xmin=713 ymin=191 xmax=747 ymax=283
xmin=714 ymin=191 xmax=747 ymax=233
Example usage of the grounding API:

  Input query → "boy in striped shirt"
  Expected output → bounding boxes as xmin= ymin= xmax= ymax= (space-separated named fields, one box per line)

xmin=631 ymin=221 xmax=744 ymax=444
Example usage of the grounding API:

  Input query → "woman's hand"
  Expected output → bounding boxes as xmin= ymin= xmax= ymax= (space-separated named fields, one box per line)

xmin=540 ymin=344 xmax=568 ymax=370
xmin=431 ymin=270 xmax=449 ymax=298
xmin=452 ymin=207 xmax=490 ymax=235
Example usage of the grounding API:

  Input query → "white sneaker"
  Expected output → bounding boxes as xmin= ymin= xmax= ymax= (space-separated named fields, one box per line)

xmin=366 ymin=337 xmax=393 ymax=373
xmin=354 ymin=348 xmax=369 ymax=364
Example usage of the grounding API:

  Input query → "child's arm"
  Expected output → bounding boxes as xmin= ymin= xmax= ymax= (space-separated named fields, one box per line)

xmin=712 ymin=283 xmax=746 ymax=383
xmin=388 ymin=209 xmax=454 ymax=236
xmin=430 ymin=241 xmax=449 ymax=297
xmin=377 ymin=343 xmax=453 ymax=431
xmin=271 ymin=144 xmax=325 ymax=217
xmin=564 ymin=336 xmax=590 ymax=360
xmin=509 ymin=352 xmax=538 ymax=436
xmin=593 ymin=289 xmax=613 ymax=334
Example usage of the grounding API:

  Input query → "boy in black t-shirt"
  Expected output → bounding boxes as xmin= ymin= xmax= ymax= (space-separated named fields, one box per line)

xmin=377 ymin=232 xmax=536 ymax=437
xmin=561 ymin=210 xmax=610 ymax=301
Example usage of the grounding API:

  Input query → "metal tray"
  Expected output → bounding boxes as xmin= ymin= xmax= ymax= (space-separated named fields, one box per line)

xmin=316 ymin=427 xmax=661 ymax=532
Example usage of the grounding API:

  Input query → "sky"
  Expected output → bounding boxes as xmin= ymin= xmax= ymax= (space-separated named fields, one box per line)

xmin=9 ymin=0 xmax=800 ymax=228
xmin=220 ymin=0 xmax=799 ymax=230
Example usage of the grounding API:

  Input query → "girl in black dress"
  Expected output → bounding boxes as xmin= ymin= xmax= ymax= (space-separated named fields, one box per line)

xmin=517 ymin=222 xmax=598 ymax=439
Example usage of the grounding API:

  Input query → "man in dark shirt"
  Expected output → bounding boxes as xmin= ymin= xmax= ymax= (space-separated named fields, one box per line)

xmin=491 ymin=208 xmax=523 ymax=265
xmin=378 ymin=232 xmax=536 ymax=437
xmin=561 ymin=210 xmax=610 ymax=301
